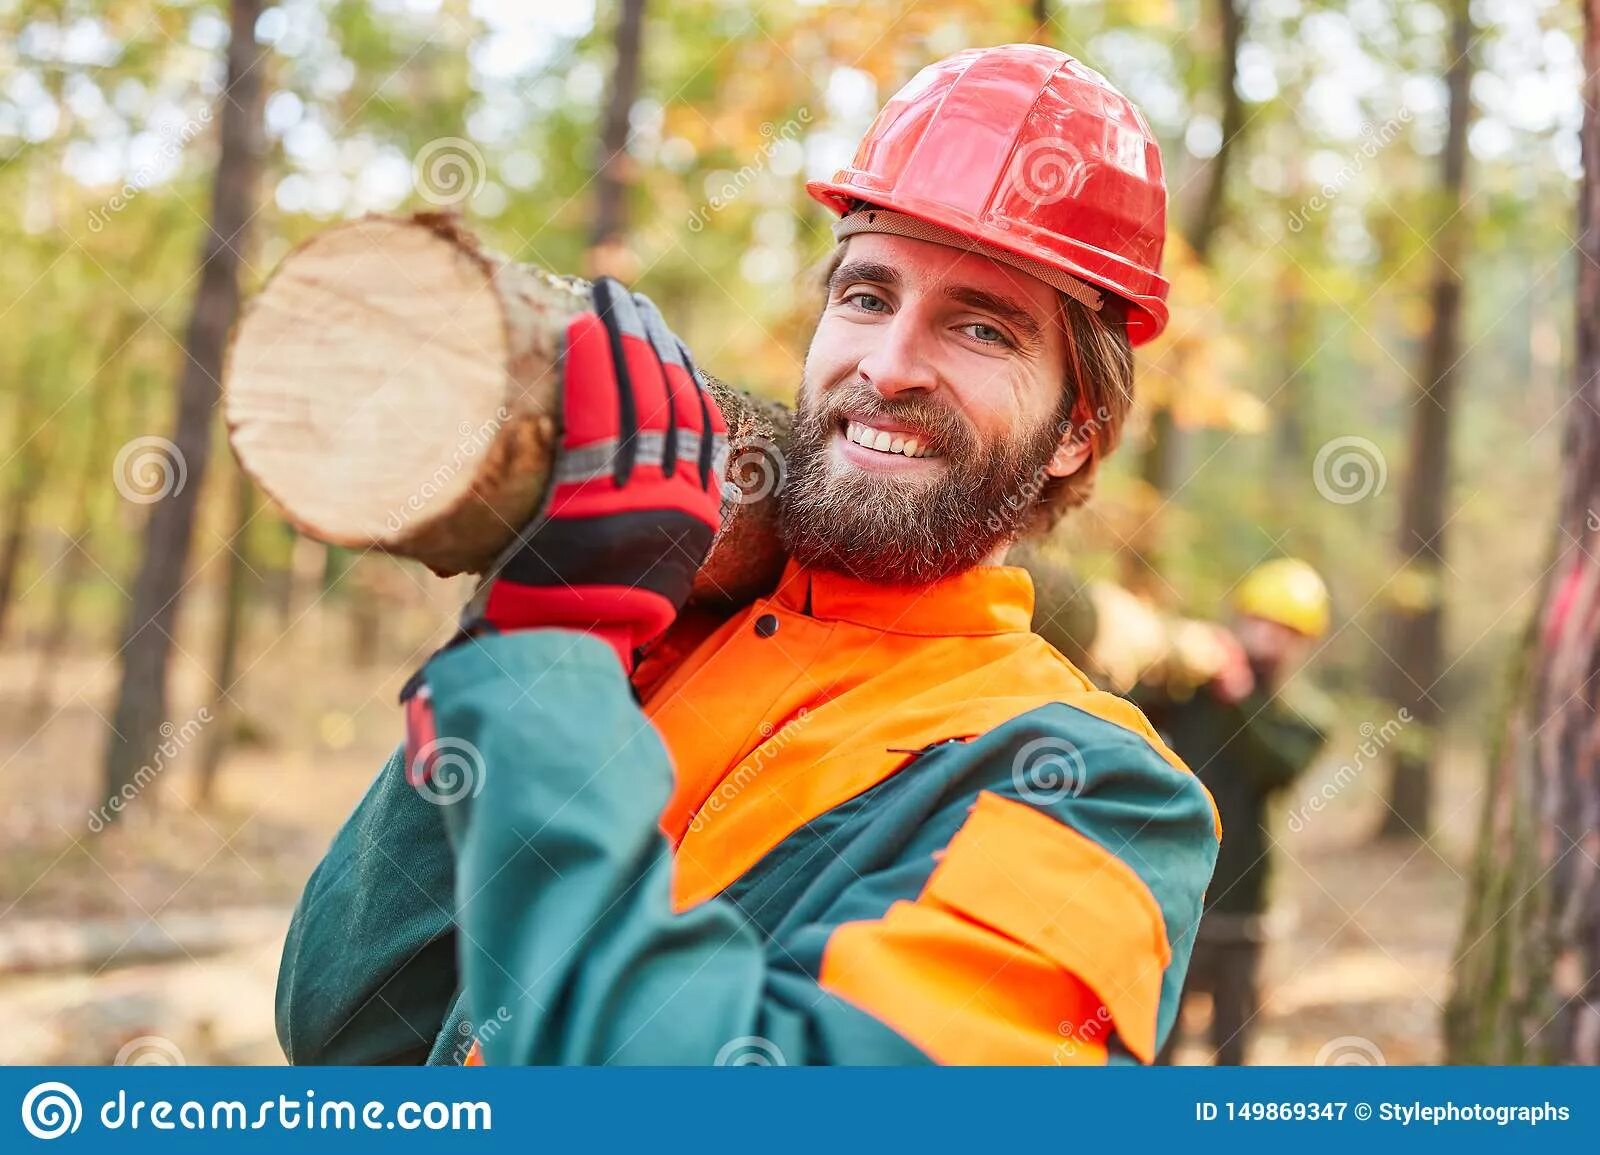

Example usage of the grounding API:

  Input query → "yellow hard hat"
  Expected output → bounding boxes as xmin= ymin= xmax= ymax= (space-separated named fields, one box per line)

xmin=1233 ymin=558 xmax=1330 ymax=638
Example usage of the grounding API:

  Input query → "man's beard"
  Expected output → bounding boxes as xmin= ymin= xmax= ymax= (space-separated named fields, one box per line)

xmin=777 ymin=379 xmax=1070 ymax=586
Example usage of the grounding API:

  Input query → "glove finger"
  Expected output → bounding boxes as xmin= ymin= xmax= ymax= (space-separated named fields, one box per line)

xmin=559 ymin=314 xmax=623 ymax=451
xmin=683 ymin=344 xmax=728 ymax=491
xmin=632 ymin=292 xmax=688 ymax=478
xmin=592 ymin=278 xmax=669 ymax=484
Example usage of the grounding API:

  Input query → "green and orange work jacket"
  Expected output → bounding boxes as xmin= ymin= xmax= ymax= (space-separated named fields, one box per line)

xmin=276 ymin=561 xmax=1220 ymax=1065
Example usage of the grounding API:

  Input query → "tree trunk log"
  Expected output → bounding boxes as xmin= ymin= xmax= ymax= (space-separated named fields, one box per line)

xmin=1377 ymin=0 xmax=1475 ymax=842
xmin=103 ymin=0 xmax=266 ymax=815
xmin=225 ymin=212 xmax=791 ymax=607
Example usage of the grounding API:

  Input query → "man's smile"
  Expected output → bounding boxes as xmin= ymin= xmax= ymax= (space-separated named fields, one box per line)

xmin=831 ymin=416 xmax=946 ymax=472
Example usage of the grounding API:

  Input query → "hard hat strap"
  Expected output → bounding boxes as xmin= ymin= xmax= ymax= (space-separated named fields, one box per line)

xmin=832 ymin=207 xmax=1105 ymax=314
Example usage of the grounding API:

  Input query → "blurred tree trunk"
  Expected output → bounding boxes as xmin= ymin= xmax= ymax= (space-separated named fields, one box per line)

xmin=196 ymin=462 xmax=257 ymax=805
xmin=1129 ymin=0 xmax=1243 ymax=590
xmin=30 ymin=377 xmax=114 ymax=712
xmin=1376 ymin=0 xmax=1474 ymax=842
xmin=1029 ymin=0 xmax=1050 ymax=41
xmin=101 ymin=0 xmax=265 ymax=817
xmin=586 ymin=0 xmax=647 ymax=278
xmin=0 ymin=356 xmax=52 ymax=646
xmin=32 ymin=291 xmax=160 ymax=711
xmin=1446 ymin=0 xmax=1600 ymax=1062
xmin=1272 ymin=262 xmax=1310 ymax=474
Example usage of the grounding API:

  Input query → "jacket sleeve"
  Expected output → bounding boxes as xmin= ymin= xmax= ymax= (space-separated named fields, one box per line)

xmin=1221 ymin=686 xmax=1331 ymax=793
xmin=424 ymin=630 xmax=1217 ymax=1065
xmin=275 ymin=745 xmax=460 ymax=1064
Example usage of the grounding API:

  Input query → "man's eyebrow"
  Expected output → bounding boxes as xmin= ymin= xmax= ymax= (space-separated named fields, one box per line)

xmin=943 ymin=285 xmax=1045 ymax=345
xmin=828 ymin=260 xmax=899 ymax=293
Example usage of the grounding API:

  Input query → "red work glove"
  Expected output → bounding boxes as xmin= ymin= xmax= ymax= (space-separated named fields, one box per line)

xmin=465 ymin=277 xmax=727 ymax=664
xmin=402 ymin=278 xmax=726 ymax=786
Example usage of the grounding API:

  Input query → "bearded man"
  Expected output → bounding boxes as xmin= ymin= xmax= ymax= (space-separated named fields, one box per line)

xmin=277 ymin=43 xmax=1219 ymax=1067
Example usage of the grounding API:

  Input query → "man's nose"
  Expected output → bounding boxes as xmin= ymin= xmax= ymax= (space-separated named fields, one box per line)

xmin=858 ymin=312 xmax=937 ymax=398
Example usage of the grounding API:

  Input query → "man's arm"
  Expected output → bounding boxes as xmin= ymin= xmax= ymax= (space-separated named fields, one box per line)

xmin=1218 ymin=686 xmax=1332 ymax=793
xmin=427 ymin=629 xmax=1218 ymax=1065
xmin=275 ymin=745 xmax=460 ymax=1064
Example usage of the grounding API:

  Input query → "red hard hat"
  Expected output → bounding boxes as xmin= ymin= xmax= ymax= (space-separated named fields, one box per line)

xmin=807 ymin=44 xmax=1170 ymax=345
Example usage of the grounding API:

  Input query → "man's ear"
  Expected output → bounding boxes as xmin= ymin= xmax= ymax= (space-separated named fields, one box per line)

xmin=1045 ymin=433 xmax=1093 ymax=479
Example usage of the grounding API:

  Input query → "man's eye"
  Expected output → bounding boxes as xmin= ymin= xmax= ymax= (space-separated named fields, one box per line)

xmin=961 ymin=322 xmax=1010 ymax=347
xmin=845 ymin=292 xmax=889 ymax=313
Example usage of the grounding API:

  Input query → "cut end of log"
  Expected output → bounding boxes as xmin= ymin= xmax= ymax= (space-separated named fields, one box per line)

xmin=225 ymin=215 xmax=556 ymax=553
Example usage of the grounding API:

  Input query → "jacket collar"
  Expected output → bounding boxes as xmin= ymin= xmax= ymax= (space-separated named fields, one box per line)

xmin=773 ymin=558 xmax=1035 ymax=637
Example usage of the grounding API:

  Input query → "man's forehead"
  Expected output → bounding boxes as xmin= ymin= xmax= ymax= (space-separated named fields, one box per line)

xmin=839 ymin=232 xmax=1059 ymax=311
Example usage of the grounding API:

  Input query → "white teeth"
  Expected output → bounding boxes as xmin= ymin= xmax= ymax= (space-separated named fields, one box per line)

xmin=844 ymin=420 xmax=939 ymax=458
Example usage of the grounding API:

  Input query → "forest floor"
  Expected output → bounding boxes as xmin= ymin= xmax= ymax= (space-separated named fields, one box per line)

xmin=0 ymin=641 xmax=1478 ymax=1066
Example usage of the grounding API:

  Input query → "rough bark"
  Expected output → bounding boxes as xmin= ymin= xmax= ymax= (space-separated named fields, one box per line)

xmin=1377 ymin=0 xmax=1474 ymax=841
xmin=1445 ymin=0 xmax=1600 ymax=1064
xmin=102 ymin=0 xmax=266 ymax=815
